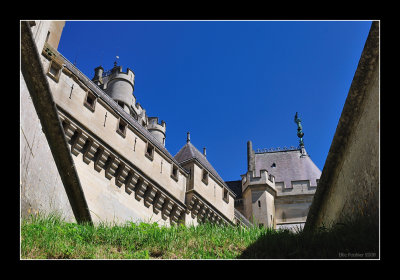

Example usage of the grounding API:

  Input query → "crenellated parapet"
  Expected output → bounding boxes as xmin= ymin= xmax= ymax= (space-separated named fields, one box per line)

xmin=148 ymin=117 xmax=166 ymax=132
xmin=147 ymin=117 xmax=166 ymax=146
xmin=241 ymin=169 xmax=276 ymax=195
xmin=60 ymin=112 xmax=186 ymax=225
xmin=92 ymin=63 xmax=141 ymax=122
xmin=101 ymin=65 xmax=135 ymax=93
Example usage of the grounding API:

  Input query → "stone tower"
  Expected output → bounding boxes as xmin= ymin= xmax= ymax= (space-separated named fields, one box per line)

xmin=21 ymin=20 xmax=240 ymax=227
xmin=147 ymin=117 xmax=166 ymax=146
xmin=92 ymin=63 xmax=136 ymax=117
xmin=91 ymin=62 xmax=167 ymax=146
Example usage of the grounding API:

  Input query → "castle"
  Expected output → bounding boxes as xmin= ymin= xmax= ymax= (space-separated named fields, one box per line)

xmin=21 ymin=20 xmax=321 ymax=230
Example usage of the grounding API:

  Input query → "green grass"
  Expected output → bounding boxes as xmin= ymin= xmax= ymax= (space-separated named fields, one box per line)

xmin=20 ymin=213 xmax=379 ymax=259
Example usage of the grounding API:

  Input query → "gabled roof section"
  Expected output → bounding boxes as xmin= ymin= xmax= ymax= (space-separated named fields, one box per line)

xmin=254 ymin=149 xmax=321 ymax=188
xmin=174 ymin=142 xmax=233 ymax=194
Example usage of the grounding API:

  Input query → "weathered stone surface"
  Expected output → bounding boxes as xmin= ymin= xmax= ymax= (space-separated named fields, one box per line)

xmin=82 ymin=139 xmax=96 ymax=164
xmin=134 ymin=180 xmax=148 ymax=201
xmin=305 ymin=21 xmax=379 ymax=231
xmin=161 ymin=199 xmax=174 ymax=220
xmin=20 ymin=21 xmax=91 ymax=224
xmin=124 ymin=171 xmax=139 ymax=195
xmin=94 ymin=148 xmax=108 ymax=172
xmin=153 ymin=193 xmax=166 ymax=214
xmin=144 ymin=185 xmax=157 ymax=207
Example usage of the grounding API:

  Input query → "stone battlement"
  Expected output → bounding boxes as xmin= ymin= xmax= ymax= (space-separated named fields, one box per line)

xmin=241 ymin=169 xmax=275 ymax=194
xmin=147 ymin=117 xmax=166 ymax=132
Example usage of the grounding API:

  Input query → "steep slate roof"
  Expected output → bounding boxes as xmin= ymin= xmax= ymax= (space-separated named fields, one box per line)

xmin=225 ymin=180 xmax=242 ymax=199
xmin=254 ymin=149 xmax=321 ymax=188
xmin=174 ymin=142 xmax=234 ymax=195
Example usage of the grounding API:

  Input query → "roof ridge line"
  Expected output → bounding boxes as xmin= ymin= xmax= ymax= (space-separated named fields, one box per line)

xmin=255 ymin=147 xmax=301 ymax=154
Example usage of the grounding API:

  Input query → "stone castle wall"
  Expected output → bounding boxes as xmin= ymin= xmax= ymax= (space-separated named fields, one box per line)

xmin=21 ymin=20 xmax=235 ymax=226
xmin=20 ymin=20 xmax=76 ymax=222
xmin=305 ymin=21 xmax=379 ymax=230
xmin=20 ymin=71 xmax=75 ymax=221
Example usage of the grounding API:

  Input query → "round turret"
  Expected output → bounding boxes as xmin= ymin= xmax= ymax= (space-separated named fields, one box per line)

xmin=147 ymin=117 xmax=166 ymax=146
xmin=105 ymin=65 xmax=135 ymax=107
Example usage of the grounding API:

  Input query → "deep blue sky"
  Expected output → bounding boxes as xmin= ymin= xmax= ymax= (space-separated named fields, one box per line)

xmin=58 ymin=20 xmax=372 ymax=181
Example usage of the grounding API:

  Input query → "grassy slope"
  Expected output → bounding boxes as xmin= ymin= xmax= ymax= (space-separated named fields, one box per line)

xmin=20 ymin=213 xmax=379 ymax=259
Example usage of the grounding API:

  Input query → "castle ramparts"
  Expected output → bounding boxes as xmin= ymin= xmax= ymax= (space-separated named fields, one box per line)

xmin=36 ymin=38 xmax=236 ymax=226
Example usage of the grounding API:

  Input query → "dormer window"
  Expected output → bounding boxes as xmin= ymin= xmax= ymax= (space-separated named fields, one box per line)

xmin=145 ymin=142 xmax=154 ymax=161
xmin=116 ymin=118 xmax=127 ymax=138
xmin=171 ymin=164 xmax=179 ymax=182
xmin=202 ymin=169 xmax=209 ymax=185
xmin=84 ymin=91 xmax=97 ymax=112
xmin=223 ymin=188 xmax=229 ymax=203
xmin=47 ymin=60 xmax=61 ymax=82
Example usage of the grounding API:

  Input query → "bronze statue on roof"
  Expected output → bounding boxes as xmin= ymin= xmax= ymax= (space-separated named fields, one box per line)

xmin=294 ymin=112 xmax=304 ymax=147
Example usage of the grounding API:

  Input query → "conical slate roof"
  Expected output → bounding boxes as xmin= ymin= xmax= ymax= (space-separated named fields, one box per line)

xmin=254 ymin=149 xmax=321 ymax=188
xmin=174 ymin=141 xmax=229 ymax=191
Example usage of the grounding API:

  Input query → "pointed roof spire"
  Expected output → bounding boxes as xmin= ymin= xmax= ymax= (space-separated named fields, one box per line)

xmin=174 ymin=137 xmax=234 ymax=196
xmin=187 ymin=131 xmax=190 ymax=143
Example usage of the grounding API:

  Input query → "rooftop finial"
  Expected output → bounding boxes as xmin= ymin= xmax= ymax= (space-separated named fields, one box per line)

xmin=114 ymin=55 xmax=119 ymax=67
xmin=294 ymin=112 xmax=305 ymax=148
xmin=187 ymin=132 xmax=190 ymax=143
xmin=203 ymin=147 xmax=206 ymax=157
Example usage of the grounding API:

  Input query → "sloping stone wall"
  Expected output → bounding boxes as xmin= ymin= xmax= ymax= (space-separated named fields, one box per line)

xmin=20 ymin=71 xmax=75 ymax=222
xmin=20 ymin=21 xmax=76 ymax=222
xmin=305 ymin=21 xmax=379 ymax=231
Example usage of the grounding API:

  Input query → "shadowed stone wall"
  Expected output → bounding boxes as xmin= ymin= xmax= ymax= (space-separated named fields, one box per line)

xmin=305 ymin=21 xmax=379 ymax=231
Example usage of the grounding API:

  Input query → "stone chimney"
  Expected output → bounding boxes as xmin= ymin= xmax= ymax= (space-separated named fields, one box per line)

xmin=92 ymin=66 xmax=104 ymax=85
xmin=247 ymin=140 xmax=255 ymax=172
